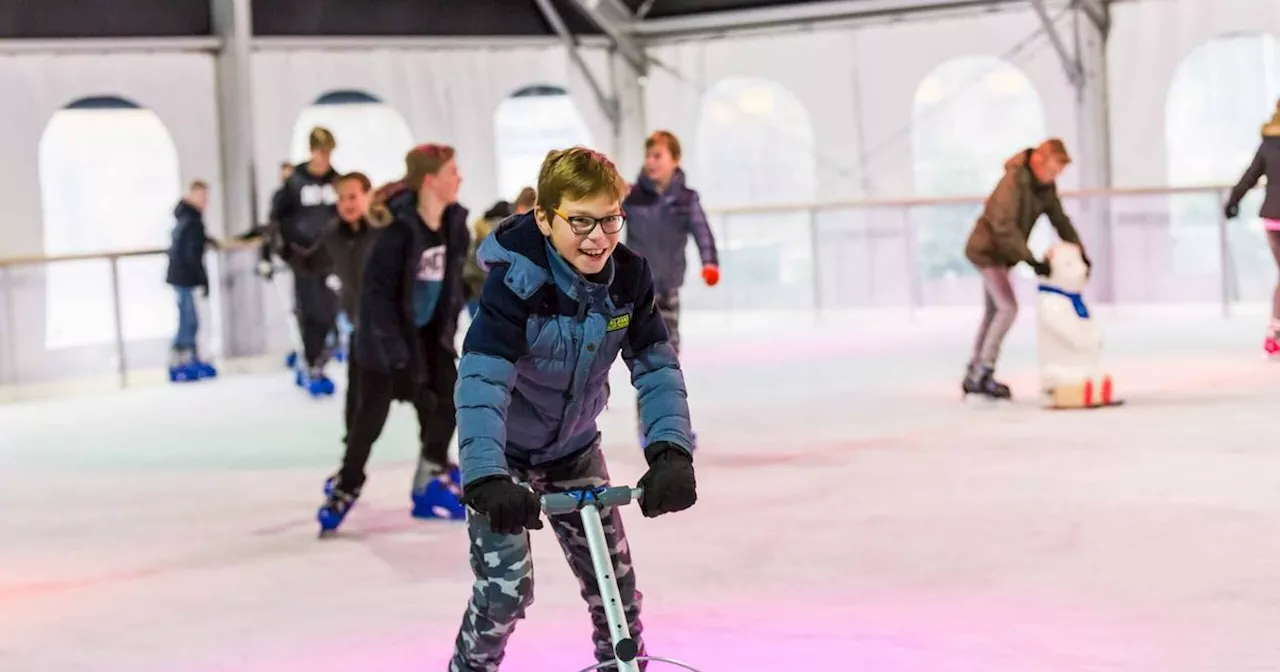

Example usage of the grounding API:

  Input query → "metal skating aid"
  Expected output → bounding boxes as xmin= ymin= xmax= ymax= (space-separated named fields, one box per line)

xmin=541 ymin=486 xmax=704 ymax=672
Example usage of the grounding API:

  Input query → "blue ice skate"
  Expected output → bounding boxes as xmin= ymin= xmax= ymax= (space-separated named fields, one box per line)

xmin=168 ymin=361 xmax=201 ymax=383
xmin=295 ymin=368 xmax=335 ymax=398
xmin=285 ymin=350 xmax=298 ymax=370
xmin=410 ymin=462 xmax=465 ymax=520
xmin=317 ymin=486 xmax=360 ymax=537
xmin=192 ymin=359 xmax=218 ymax=379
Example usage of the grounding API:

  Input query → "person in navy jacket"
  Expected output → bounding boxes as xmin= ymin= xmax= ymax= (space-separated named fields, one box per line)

xmin=317 ymin=144 xmax=471 ymax=533
xmin=164 ymin=180 xmax=218 ymax=375
xmin=448 ymin=147 xmax=698 ymax=671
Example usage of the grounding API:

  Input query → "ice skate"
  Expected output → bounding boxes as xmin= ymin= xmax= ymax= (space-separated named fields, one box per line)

xmin=317 ymin=483 xmax=361 ymax=537
xmin=410 ymin=459 xmax=465 ymax=520
xmin=962 ymin=363 xmax=1012 ymax=400
xmin=190 ymin=351 xmax=218 ymax=379
xmin=1265 ymin=336 xmax=1280 ymax=357
xmin=167 ymin=349 xmax=201 ymax=383
xmin=285 ymin=350 xmax=298 ymax=370
xmin=296 ymin=367 xmax=335 ymax=398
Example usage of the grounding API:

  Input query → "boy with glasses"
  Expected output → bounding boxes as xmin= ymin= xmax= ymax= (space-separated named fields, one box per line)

xmin=449 ymin=147 xmax=698 ymax=671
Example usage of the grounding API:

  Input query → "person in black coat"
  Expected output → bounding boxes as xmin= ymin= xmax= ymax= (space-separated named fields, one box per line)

xmin=1224 ymin=101 xmax=1280 ymax=353
xmin=318 ymin=144 xmax=471 ymax=534
xmin=165 ymin=180 xmax=218 ymax=372
xmin=268 ymin=127 xmax=342 ymax=387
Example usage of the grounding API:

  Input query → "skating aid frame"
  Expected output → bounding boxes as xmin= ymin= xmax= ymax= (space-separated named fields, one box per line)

xmin=541 ymin=487 xmax=702 ymax=672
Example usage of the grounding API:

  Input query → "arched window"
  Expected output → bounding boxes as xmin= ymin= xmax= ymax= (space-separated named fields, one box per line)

xmin=39 ymin=96 xmax=182 ymax=349
xmin=1166 ymin=33 xmax=1280 ymax=298
xmin=694 ymin=77 xmax=817 ymax=309
xmin=290 ymin=90 xmax=415 ymax=187
xmin=911 ymin=57 xmax=1046 ymax=300
xmin=494 ymin=85 xmax=593 ymax=200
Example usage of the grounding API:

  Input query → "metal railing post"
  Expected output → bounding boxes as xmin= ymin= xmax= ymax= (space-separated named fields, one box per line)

xmin=108 ymin=256 xmax=128 ymax=388
xmin=902 ymin=206 xmax=922 ymax=321
xmin=1 ymin=265 xmax=16 ymax=389
xmin=1215 ymin=189 xmax=1232 ymax=318
xmin=808 ymin=208 xmax=822 ymax=315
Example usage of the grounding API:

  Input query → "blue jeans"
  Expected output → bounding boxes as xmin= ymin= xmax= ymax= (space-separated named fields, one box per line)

xmin=173 ymin=286 xmax=198 ymax=351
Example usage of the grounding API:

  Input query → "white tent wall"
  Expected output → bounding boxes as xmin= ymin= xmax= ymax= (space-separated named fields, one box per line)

xmin=645 ymin=9 xmax=1080 ymax=204
xmin=249 ymin=44 xmax=616 ymax=224
xmin=3 ymin=0 xmax=1280 ymax=390
xmin=1109 ymin=0 xmax=1280 ymax=188
xmin=0 ymin=51 xmax=222 ymax=388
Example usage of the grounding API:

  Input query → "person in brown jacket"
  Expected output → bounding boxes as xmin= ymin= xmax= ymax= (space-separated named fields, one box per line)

xmin=1223 ymin=101 xmax=1280 ymax=355
xmin=962 ymin=138 xmax=1088 ymax=399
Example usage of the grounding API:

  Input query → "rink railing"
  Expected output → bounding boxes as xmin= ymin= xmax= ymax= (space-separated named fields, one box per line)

xmin=0 ymin=182 xmax=1262 ymax=396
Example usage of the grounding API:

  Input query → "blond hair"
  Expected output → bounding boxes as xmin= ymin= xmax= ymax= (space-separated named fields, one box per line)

xmin=536 ymin=147 xmax=627 ymax=214
xmin=370 ymin=144 xmax=456 ymax=225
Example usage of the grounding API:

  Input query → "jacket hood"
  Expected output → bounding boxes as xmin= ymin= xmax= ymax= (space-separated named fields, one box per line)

xmin=479 ymin=212 xmax=546 ymax=272
xmin=478 ymin=213 xmax=614 ymax=297
xmin=1004 ymin=149 xmax=1032 ymax=172
xmin=174 ymin=200 xmax=201 ymax=220
xmin=635 ymin=167 xmax=688 ymax=195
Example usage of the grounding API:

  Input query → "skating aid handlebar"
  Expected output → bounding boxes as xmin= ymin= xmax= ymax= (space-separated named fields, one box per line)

xmin=541 ymin=486 xmax=642 ymax=516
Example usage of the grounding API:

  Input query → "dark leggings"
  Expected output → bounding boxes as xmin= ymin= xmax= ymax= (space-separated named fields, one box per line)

xmin=293 ymin=274 xmax=337 ymax=369
xmin=338 ymin=330 xmax=457 ymax=492
xmin=1269 ymin=231 xmax=1280 ymax=324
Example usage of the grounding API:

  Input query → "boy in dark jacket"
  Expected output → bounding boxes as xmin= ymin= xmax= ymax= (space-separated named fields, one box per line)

xmin=165 ymin=180 xmax=218 ymax=381
xmin=962 ymin=138 xmax=1086 ymax=399
xmin=318 ymin=145 xmax=471 ymax=534
xmin=623 ymin=131 xmax=719 ymax=354
xmin=1224 ymin=101 xmax=1280 ymax=354
xmin=448 ymin=147 xmax=698 ymax=671
xmin=291 ymin=172 xmax=378 ymax=443
xmin=268 ymin=127 xmax=342 ymax=394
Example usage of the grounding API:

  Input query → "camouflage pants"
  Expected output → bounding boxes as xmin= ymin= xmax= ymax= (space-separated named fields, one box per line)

xmin=449 ymin=440 xmax=645 ymax=671
xmin=655 ymin=289 xmax=680 ymax=354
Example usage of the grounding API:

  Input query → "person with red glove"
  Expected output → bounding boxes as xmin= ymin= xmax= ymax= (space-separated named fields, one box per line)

xmin=623 ymin=131 xmax=720 ymax=355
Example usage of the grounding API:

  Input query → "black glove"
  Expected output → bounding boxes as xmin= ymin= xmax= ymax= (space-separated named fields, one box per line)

xmin=1029 ymin=259 xmax=1052 ymax=277
xmin=637 ymin=442 xmax=697 ymax=518
xmin=1224 ymin=202 xmax=1240 ymax=220
xmin=201 ymin=285 xmax=210 ymax=299
xmin=461 ymin=476 xmax=544 ymax=535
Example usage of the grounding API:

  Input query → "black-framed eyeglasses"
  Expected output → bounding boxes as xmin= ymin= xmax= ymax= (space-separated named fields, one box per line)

xmin=553 ymin=208 xmax=626 ymax=236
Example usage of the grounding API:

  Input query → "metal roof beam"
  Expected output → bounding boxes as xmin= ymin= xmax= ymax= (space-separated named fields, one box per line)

xmin=626 ymin=0 xmax=1039 ymax=38
xmin=567 ymin=0 xmax=648 ymax=75
xmin=533 ymin=0 xmax=620 ymax=126
xmin=1030 ymin=0 xmax=1083 ymax=88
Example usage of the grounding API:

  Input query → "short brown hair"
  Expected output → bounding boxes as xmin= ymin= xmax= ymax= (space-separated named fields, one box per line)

xmin=309 ymin=127 xmax=336 ymax=151
xmin=1037 ymin=138 xmax=1071 ymax=164
xmin=337 ymin=171 xmax=371 ymax=192
xmin=514 ymin=186 xmax=537 ymax=211
xmin=370 ymin=144 xmax=457 ymax=225
xmin=536 ymin=147 xmax=627 ymax=214
xmin=645 ymin=130 xmax=682 ymax=161
xmin=188 ymin=180 xmax=208 ymax=191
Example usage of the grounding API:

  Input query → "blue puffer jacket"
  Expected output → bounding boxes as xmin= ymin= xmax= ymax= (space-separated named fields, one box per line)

xmin=623 ymin=168 xmax=718 ymax=295
xmin=455 ymin=213 xmax=694 ymax=486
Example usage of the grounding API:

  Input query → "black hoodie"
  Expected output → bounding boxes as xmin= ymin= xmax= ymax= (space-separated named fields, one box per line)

xmin=166 ymin=201 xmax=214 ymax=289
xmin=270 ymin=161 xmax=340 ymax=272
xmin=354 ymin=188 xmax=470 ymax=379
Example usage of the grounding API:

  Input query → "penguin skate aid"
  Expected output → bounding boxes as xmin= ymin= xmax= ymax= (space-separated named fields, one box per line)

xmin=543 ymin=486 xmax=702 ymax=672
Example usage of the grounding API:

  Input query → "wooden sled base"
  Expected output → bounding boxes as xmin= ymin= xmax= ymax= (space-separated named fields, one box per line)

xmin=1044 ymin=376 xmax=1122 ymax=410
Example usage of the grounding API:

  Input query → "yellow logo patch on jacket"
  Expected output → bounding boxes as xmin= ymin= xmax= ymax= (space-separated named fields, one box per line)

xmin=606 ymin=314 xmax=631 ymax=332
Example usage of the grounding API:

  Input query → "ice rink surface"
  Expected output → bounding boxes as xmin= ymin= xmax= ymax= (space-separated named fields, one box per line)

xmin=5 ymin=307 xmax=1280 ymax=671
